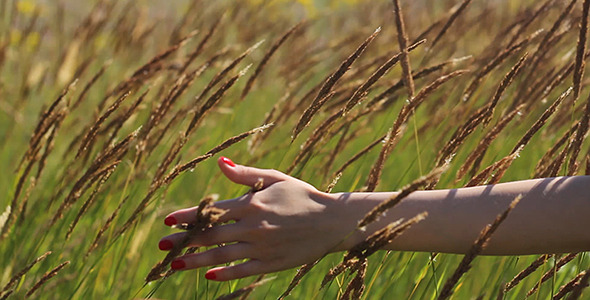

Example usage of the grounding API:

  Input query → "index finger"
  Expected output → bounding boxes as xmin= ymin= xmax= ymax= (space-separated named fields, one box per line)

xmin=164 ymin=193 xmax=251 ymax=226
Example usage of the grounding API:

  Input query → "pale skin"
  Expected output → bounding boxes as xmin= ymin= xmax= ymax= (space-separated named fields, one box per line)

xmin=159 ymin=156 xmax=590 ymax=281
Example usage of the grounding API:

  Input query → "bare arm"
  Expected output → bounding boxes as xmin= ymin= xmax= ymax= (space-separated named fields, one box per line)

xmin=337 ymin=176 xmax=590 ymax=255
xmin=160 ymin=158 xmax=590 ymax=281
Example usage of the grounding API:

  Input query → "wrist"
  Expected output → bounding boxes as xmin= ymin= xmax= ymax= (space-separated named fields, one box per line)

xmin=325 ymin=191 xmax=399 ymax=252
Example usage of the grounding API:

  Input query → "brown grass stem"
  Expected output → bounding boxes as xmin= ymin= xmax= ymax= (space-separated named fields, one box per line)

xmin=462 ymin=29 xmax=542 ymax=102
xmin=430 ymin=0 xmax=473 ymax=50
xmin=216 ymin=276 xmax=275 ymax=300
xmin=482 ymin=53 xmax=528 ymax=127
xmin=526 ymin=253 xmax=579 ymax=297
xmin=24 ymin=260 xmax=70 ymax=298
xmin=567 ymin=268 xmax=590 ymax=299
xmin=359 ymin=165 xmax=446 ymax=228
xmin=241 ymin=22 xmax=303 ymax=100
xmin=553 ymin=270 xmax=588 ymax=300
xmin=146 ymin=196 xmax=226 ymax=282
xmin=366 ymin=70 xmax=467 ymax=191
xmin=279 ymin=261 xmax=320 ymax=300
xmin=455 ymin=105 xmax=523 ymax=182
xmin=573 ymin=0 xmax=590 ymax=101
xmin=391 ymin=0 xmax=415 ymax=98
xmin=76 ymin=91 xmax=130 ymax=159
xmin=511 ymin=87 xmax=571 ymax=154
xmin=504 ymin=254 xmax=552 ymax=292
xmin=0 ymin=251 xmax=52 ymax=294
xmin=292 ymin=27 xmax=381 ymax=140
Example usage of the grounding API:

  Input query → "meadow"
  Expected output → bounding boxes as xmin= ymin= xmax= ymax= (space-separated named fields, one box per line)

xmin=0 ymin=0 xmax=589 ymax=299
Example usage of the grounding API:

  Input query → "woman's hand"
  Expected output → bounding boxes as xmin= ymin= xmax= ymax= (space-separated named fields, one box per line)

xmin=158 ymin=157 xmax=360 ymax=281
xmin=158 ymin=157 xmax=590 ymax=281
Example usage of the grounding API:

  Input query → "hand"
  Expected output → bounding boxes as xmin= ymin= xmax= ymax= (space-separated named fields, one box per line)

xmin=159 ymin=157 xmax=360 ymax=281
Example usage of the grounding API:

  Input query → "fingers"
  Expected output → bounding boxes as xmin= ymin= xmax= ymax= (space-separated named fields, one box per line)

xmin=159 ymin=223 xmax=243 ymax=249
xmin=170 ymin=243 xmax=252 ymax=272
xmin=164 ymin=195 xmax=250 ymax=226
xmin=218 ymin=156 xmax=288 ymax=189
xmin=160 ymin=157 xmax=290 ymax=281
xmin=164 ymin=156 xmax=289 ymax=227
xmin=171 ymin=248 xmax=279 ymax=281
xmin=204 ymin=260 xmax=273 ymax=281
xmin=162 ymin=231 xmax=279 ymax=281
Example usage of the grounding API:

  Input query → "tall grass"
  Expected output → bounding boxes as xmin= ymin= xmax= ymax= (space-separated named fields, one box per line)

xmin=0 ymin=0 xmax=589 ymax=299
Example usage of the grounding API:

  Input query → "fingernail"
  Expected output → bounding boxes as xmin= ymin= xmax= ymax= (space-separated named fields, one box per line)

xmin=221 ymin=156 xmax=236 ymax=167
xmin=158 ymin=240 xmax=173 ymax=251
xmin=205 ymin=270 xmax=217 ymax=280
xmin=164 ymin=216 xmax=177 ymax=226
xmin=171 ymin=260 xmax=186 ymax=270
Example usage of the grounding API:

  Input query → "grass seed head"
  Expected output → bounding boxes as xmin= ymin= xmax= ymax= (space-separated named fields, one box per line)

xmin=24 ymin=260 xmax=70 ymax=298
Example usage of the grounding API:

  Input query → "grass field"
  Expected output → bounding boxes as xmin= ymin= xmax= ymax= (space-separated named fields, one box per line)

xmin=1 ymin=0 xmax=589 ymax=299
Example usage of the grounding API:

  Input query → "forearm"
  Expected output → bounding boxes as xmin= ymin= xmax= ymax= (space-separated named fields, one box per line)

xmin=332 ymin=176 xmax=590 ymax=255
xmin=161 ymin=159 xmax=590 ymax=281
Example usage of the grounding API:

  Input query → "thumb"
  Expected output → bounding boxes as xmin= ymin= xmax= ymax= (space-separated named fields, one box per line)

xmin=217 ymin=156 xmax=288 ymax=189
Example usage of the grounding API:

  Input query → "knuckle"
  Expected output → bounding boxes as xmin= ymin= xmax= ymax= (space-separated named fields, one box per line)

xmin=244 ymin=220 xmax=276 ymax=241
xmin=268 ymin=169 xmax=287 ymax=180
xmin=257 ymin=220 xmax=275 ymax=231
xmin=268 ymin=169 xmax=281 ymax=176
xmin=246 ymin=197 xmax=266 ymax=211
xmin=238 ymin=169 xmax=251 ymax=179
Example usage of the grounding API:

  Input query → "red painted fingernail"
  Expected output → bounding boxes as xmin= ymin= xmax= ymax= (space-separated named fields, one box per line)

xmin=221 ymin=156 xmax=236 ymax=167
xmin=171 ymin=260 xmax=186 ymax=270
xmin=205 ymin=270 xmax=217 ymax=280
xmin=158 ymin=240 xmax=173 ymax=251
xmin=164 ymin=216 xmax=177 ymax=226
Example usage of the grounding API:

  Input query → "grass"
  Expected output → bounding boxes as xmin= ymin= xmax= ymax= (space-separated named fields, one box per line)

xmin=1 ymin=0 xmax=590 ymax=299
